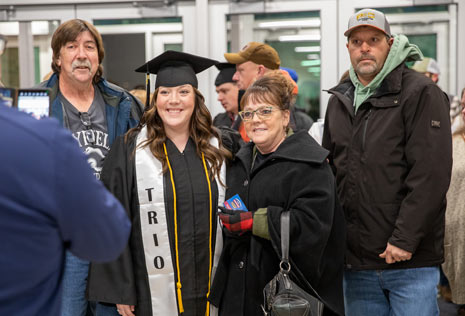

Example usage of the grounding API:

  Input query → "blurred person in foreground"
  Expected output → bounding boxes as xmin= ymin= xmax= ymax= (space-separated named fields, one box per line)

xmin=209 ymin=71 xmax=345 ymax=316
xmin=443 ymin=87 xmax=465 ymax=316
xmin=87 ymin=51 xmax=230 ymax=316
xmin=36 ymin=19 xmax=143 ymax=316
xmin=323 ymin=8 xmax=452 ymax=316
xmin=0 ymin=101 xmax=130 ymax=315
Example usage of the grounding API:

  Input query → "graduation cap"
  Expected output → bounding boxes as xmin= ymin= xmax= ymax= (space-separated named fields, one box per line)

xmin=135 ymin=50 xmax=218 ymax=108
xmin=214 ymin=62 xmax=236 ymax=87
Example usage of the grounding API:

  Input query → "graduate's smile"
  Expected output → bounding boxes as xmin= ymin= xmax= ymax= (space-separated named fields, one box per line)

xmin=166 ymin=108 xmax=184 ymax=114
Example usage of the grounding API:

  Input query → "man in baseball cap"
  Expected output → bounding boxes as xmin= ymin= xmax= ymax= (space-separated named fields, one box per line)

xmin=323 ymin=8 xmax=451 ymax=316
xmin=224 ymin=42 xmax=280 ymax=142
xmin=225 ymin=41 xmax=280 ymax=90
xmin=225 ymin=42 xmax=313 ymax=141
xmin=344 ymin=8 xmax=391 ymax=38
xmin=411 ymin=57 xmax=441 ymax=83
xmin=411 ymin=57 xmax=462 ymax=131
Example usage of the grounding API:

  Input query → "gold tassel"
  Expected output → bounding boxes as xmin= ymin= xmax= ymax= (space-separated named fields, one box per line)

xmin=177 ymin=282 xmax=184 ymax=313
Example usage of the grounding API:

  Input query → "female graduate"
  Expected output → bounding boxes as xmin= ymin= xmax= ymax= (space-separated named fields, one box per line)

xmin=87 ymin=51 xmax=230 ymax=316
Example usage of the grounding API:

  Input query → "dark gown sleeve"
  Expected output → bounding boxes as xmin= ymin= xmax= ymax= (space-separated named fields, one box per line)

xmin=86 ymin=135 xmax=138 ymax=305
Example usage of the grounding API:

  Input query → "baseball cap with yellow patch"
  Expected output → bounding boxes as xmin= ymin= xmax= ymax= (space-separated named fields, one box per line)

xmin=411 ymin=58 xmax=440 ymax=75
xmin=345 ymin=8 xmax=391 ymax=38
xmin=224 ymin=42 xmax=280 ymax=70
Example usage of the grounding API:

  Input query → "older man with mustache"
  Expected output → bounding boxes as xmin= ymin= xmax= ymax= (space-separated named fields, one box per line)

xmin=323 ymin=8 xmax=452 ymax=316
xmin=37 ymin=19 xmax=143 ymax=316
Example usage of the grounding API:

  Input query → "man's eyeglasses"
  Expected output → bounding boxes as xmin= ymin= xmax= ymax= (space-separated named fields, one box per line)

xmin=79 ymin=112 xmax=96 ymax=145
xmin=239 ymin=106 xmax=278 ymax=121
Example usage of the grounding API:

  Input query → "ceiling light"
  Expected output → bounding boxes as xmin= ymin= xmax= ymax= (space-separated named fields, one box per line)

xmin=294 ymin=46 xmax=320 ymax=53
xmin=279 ymin=34 xmax=321 ymax=42
xmin=301 ymin=60 xmax=321 ymax=67
xmin=258 ymin=19 xmax=320 ymax=28
xmin=307 ymin=54 xmax=320 ymax=60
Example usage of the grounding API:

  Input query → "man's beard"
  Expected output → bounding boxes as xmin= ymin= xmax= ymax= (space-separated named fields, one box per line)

xmin=356 ymin=62 xmax=379 ymax=76
xmin=355 ymin=54 xmax=379 ymax=77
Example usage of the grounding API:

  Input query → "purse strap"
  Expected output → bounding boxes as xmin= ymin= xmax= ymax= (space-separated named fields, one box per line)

xmin=280 ymin=211 xmax=291 ymax=271
xmin=279 ymin=210 xmax=325 ymax=304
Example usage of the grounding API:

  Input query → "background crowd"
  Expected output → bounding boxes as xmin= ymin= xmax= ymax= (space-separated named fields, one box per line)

xmin=0 ymin=6 xmax=464 ymax=316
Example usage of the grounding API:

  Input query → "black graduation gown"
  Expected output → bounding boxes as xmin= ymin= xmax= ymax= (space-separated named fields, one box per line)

xmin=87 ymin=133 xmax=219 ymax=316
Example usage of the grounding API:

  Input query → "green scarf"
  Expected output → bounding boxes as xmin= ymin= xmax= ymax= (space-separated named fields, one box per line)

xmin=350 ymin=34 xmax=423 ymax=112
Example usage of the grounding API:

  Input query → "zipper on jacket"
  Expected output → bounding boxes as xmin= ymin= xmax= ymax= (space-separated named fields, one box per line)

xmin=362 ymin=109 xmax=372 ymax=152
xmin=112 ymin=102 xmax=120 ymax=144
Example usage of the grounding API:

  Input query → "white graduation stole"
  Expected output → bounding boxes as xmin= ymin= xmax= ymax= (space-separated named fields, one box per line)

xmin=135 ymin=126 xmax=225 ymax=315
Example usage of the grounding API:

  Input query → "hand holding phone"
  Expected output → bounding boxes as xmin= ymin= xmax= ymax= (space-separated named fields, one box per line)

xmin=16 ymin=89 xmax=51 ymax=119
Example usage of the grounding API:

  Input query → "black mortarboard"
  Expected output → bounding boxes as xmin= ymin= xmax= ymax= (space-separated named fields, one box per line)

xmin=214 ymin=62 xmax=236 ymax=87
xmin=135 ymin=50 xmax=218 ymax=108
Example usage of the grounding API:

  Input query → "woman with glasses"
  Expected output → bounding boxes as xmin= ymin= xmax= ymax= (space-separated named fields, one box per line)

xmin=87 ymin=51 xmax=230 ymax=316
xmin=209 ymin=71 xmax=345 ymax=316
xmin=442 ymin=87 xmax=465 ymax=314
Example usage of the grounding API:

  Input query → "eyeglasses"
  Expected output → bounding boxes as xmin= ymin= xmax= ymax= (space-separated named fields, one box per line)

xmin=239 ymin=106 xmax=278 ymax=121
xmin=79 ymin=112 xmax=95 ymax=145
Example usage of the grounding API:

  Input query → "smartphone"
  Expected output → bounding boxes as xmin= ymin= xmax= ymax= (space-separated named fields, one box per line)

xmin=0 ymin=87 xmax=16 ymax=107
xmin=16 ymin=89 xmax=51 ymax=119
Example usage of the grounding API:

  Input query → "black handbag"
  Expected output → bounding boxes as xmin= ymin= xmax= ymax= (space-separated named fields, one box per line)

xmin=261 ymin=211 xmax=324 ymax=316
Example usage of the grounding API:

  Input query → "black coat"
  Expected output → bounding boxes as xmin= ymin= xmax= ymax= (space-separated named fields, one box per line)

xmin=209 ymin=130 xmax=346 ymax=316
xmin=322 ymin=63 xmax=452 ymax=270
xmin=213 ymin=112 xmax=234 ymax=129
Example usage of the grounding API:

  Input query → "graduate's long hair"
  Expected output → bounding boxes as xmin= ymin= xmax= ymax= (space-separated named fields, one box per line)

xmin=127 ymin=86 xmax=230 ymax=183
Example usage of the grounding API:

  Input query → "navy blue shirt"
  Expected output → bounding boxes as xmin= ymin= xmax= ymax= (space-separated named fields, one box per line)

xmin=0 ymin=104 xmax=130 ymax=315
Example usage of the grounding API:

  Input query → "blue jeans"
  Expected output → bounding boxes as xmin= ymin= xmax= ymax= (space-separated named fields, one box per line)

xmin=93 ymin=303 xmax=119 ymax=316
xmin=343 ymin=266 xmax=439 ymax=316
xmin=61 ymin=251 xmax=118 ymax=316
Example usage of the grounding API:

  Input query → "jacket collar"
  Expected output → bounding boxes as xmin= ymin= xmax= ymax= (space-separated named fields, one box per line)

xmin=370 ymin=62 xmax=403 ymax=98
xmin=234 ymin=130 xmax=329 ymax=172
xmin=327 ymin=62 xmax=405 ymax=113
xmin=44 ymin=72 xmax=124 ymax=108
